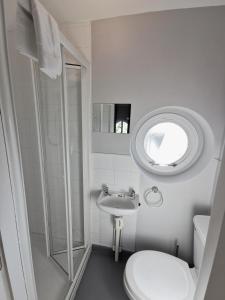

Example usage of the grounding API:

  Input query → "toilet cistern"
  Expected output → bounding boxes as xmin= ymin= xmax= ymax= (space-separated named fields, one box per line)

xmin=97 ymin=186 xmax=139 ymax=261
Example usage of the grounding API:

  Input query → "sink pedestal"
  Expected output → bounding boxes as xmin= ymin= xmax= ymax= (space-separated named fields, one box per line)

xmin=97 ymin=190 xmax=139 ymax=262
xmin=113 ymin=216 xmax=124 ymax=262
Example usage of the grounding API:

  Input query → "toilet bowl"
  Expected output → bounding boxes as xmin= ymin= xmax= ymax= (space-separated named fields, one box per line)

xmin=124 ymin=251 xmax=195 ymax=300
xmin=124 ymin=215 xmax=210 ymax=300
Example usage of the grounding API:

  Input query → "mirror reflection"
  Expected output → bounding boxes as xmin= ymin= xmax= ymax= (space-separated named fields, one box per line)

xmin=93 ymin=103 xmax=131 ymax=134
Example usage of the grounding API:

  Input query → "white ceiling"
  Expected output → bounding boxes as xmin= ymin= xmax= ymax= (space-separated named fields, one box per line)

xmin=40 ymin=0 xmax=225 ymax=23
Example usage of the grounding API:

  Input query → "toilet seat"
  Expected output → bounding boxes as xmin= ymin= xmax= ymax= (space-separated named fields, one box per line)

xmin=124 ymin=251 xmax=195 ymax=300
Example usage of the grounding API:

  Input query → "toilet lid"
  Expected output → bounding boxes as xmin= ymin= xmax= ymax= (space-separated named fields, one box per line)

xmin=124 ymin=251 xmax=195 ymax=300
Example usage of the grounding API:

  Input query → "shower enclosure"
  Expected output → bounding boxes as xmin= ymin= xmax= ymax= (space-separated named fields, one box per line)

xmin=6 ymin=27 xmax=91 ymax=298
xmin=31 ymin=46 xmax=90 ymax=287
xmin=33 ymin=61 xmax=86 ymax=278
xmin=1 ymin=0 xmax=91 ymax=298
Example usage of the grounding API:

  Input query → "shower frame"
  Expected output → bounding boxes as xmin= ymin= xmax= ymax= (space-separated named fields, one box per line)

xmin=1 ymin=0 xmax=91 ymax=297
xmin=31 ymin=39 xmax=92 ymax=294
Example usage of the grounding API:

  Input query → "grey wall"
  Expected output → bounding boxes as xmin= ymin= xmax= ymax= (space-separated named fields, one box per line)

xmin=92 ymin=6 xmax=225 ymax=156
xmin=91 ymin=7 xmax=225 ymax=263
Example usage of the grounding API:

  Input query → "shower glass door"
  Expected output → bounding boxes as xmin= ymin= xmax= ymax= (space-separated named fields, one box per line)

xmin=65 ymin=63 xmax=85 ymax=275
xmin=37 ymin=69 xmax=69 ymax=274
xmin=34 ymin=47 xmax=86 ymax=281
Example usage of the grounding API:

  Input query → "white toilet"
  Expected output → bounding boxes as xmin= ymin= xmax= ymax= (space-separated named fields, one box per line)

xmin=124 ymin=215 xmax=210 ymax=300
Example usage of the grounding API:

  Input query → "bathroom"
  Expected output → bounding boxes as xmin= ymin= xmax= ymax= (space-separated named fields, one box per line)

xmin=0 ymin=0 xmax=225 ymax=299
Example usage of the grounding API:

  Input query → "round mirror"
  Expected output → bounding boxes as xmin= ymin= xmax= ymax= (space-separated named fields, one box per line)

xmin=144 ymin=122 xmax=189 ymax=166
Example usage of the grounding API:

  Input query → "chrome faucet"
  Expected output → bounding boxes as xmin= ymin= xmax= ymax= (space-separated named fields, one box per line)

xmin=128 ymin=188 xmax=135 ymax=198
xmin=102 ymin=184 xmax=110 ymax=196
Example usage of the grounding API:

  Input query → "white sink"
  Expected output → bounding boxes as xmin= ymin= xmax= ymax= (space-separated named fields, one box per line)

xmin=97 ymin=191 xmax=139 ymax=217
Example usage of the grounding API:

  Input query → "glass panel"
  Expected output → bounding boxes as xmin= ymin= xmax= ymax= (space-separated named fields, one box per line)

xmin=65 ymin=64 xmax=85 ymax=276
xmin=38 ymin=69 xmax=69 ymax=273
xmin=144 ymin=122 xmax=188 ymax=166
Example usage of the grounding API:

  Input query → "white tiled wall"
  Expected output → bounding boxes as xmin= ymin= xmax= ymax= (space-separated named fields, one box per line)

xmin=90 ymin=152 xmax=218 ymax=263
xmin=91 ymin=153 xmax=140 ymax=251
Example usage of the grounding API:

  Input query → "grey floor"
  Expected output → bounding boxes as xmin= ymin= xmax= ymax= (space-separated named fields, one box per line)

xmin=75 ymin=246 xmax=131 ymax=300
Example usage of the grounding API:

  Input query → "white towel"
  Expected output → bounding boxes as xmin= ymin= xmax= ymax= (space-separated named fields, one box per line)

xmin=16 ymin=4 xmax=38 ymax=60
xmin=30 ymin=0 xmax=62 ymax=79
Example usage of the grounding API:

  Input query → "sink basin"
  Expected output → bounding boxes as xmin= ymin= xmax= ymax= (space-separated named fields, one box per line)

xmin=97 ymin=191 xmax=139 ymax=216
